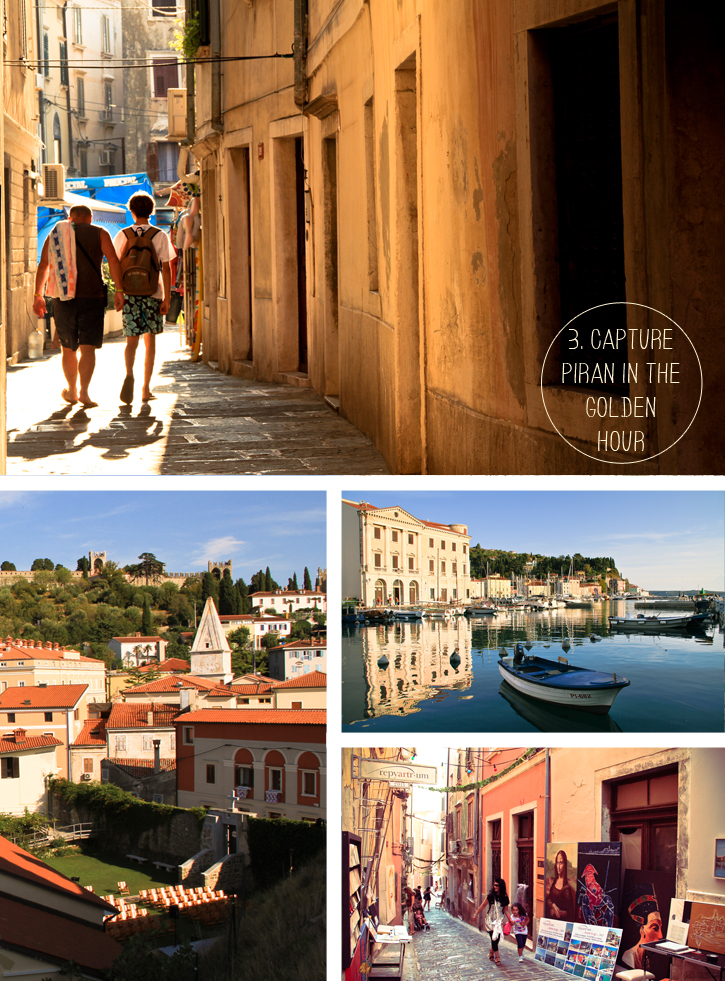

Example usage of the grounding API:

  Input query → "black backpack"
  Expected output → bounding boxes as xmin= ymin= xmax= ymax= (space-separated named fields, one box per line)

xmin=120 ymin=226 xmax=161 ymax=296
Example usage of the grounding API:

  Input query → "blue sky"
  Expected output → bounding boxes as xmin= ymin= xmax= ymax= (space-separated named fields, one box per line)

xmin=0 ymin=491 xmax=326 ymax=583
xmin=343 ymin=491 xmax=724 ymax=591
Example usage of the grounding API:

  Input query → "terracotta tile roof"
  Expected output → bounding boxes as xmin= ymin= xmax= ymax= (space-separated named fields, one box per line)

xmin=175 ymin=709 xmax=326 ymax=725
xmin=73 ymin=719 xmax=107 ymax=746
xmin=272 ymin=671 xmax=327 ymax=689
xmin=0 ymin=835 xmax=116 ymax=912
xmin=123 ymin=675 xmax=230 ymax=694
xmin=230 ymin=682 xmax=273 ymax=695
xmin=112 ymin=635 xmax=165 ymax=642
xmin=250 ymin=590 xmax=324 ymax=597
xmin=219 ymin=615 xmax=290 ymax=623
xmin=0 ymin=894 xmax=121 ymax=974
xmin=269 ymin=639 xmax=327 ymax=651
xmin=107 ymin=702 xmax=179 ymax=729
xmin=232 ymin=673 xmax=276 ymax=684
xmin=0 ymin=684 xmax=88 ymax=709
xmin=107 ymin=758 xmax=176 ymax=776
xmin=141 ymin=658 xmax=190 ymax=673
xmin=0 ymin=733 xmax=62 ymax=754
xmin=342 ymin=500 xmax=468 ymax=535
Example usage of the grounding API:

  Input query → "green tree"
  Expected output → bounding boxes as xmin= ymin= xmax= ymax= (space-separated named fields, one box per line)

xmin=303 ymin=567 xmax=312 ymax=590
xmin=54 ymin=566 xmax=72 ymax=585
xmin=261 ymin=631 xmax=280 ymax=650
xmin=77 ymin=556 xmax=89 ymax=578
xmin=142 ymin=594 xmax=153 ymax=634
xmin=265 ymin=566 xmax=277 ymax=591
xmin=219 ymin=571 xmax=238 ymax=615
xmin=288 ymin=572 xmax=299 ymax=591
xmin=1 ymin=561 xmax=16 ymax=571
xmin=201 ymin=571 xmax=219 ymax=605
xmin=236 ymin=577 xmax=252 ymax=614
xmin=31 ymin=559 xmax=45 ymax=571
xmin=290 ymin=619 xmax=312 ymax=640
xmin=126 ymin=552 xmax=165 ymax=585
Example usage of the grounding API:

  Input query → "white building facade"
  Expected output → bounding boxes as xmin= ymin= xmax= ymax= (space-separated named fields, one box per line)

xmin=342 ymin=500 xmax=471 ymax=607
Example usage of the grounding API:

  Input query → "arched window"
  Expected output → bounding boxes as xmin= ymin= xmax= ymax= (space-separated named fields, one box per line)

xmin=409 ymin=580 xmax=419 ymax=605
xmin=234 ymin=748 xmax=254 ymax=794
xmin=374 ymin=579 xmax=386 ymax=606
xmin=392 ymin=580 xmax=403 ymax=605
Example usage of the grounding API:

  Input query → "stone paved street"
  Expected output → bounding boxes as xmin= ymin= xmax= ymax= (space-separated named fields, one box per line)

xmin=403 ymin=906 xmax=564 ymax=981
xmin=6 ymin=328 xmax=389 ymax=475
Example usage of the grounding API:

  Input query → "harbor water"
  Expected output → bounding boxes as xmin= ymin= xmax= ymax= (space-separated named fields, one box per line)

xmin=341 ymin=605 xmax=724 ymax=733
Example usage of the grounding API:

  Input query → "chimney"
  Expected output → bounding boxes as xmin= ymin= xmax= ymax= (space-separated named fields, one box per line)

xmin=13 ymin=728 xmax=26 ymax=743
xmin=153 ymin=739 xmax=161 ymax=774
xmin=147 ymin=711 xmax=153 ymax=726
xmin=180 ymin=690 xmax=190 ymax=710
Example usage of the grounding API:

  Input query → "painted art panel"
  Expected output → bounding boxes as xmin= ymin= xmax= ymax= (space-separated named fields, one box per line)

xmin=547 ymin=843 xmax=579 ymax=923
xmin=577 ymin=842 xmax=622 ymax=928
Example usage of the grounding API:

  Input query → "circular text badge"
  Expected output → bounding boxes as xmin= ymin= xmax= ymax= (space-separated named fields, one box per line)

xmin=540 ymin=302 xmax=702 ymax=466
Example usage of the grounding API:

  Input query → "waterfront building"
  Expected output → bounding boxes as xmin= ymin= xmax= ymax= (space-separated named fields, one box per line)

xmin=342 ymin=499 xmax=471 ymax=606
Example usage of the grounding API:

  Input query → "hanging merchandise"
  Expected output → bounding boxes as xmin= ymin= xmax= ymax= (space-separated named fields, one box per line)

xmin=190 ymin=237 xmax=203 ymax=362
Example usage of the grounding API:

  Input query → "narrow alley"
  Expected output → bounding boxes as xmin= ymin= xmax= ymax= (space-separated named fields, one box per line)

xmin=403 ymin=906 xmax=563 ymax=981
xmin=6 ymin=329 xmax=389 ymax=475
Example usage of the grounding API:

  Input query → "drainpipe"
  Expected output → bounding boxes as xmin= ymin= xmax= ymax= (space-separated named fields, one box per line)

xmin=184 ymin=0 xmax=196 ymax=149
xmin=61 ymin=3 xmax=74 ymax=172
xmin=209 ymin=0 xmax=222 ymax=133
xmin=36 ymin=0 xmax=46 ymax=161
xmin=293 ymin=0 xmax=308 ymax=109
xmin=153 ymin=739 xmax=161 ymax=774
xmin=544 ymin=748 xmax=550 ymax=849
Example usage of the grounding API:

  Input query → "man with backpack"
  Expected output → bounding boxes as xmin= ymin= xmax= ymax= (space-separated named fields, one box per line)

xmin=113 ymin=192 xmax=175 ymax=403
xmin=33 ymin=204 xmax=125 ymax=407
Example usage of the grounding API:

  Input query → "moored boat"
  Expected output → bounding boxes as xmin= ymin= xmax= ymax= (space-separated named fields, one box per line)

xmin=498 ymin=643 xmax=630 ymax=715
xmin=608 ymin=613 xmax=695 ymax=629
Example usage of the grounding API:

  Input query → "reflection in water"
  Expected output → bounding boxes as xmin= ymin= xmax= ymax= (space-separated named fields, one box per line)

xmin=341 ymin=604 xmax=722 ymax=732
xmin=498 ymin=681 xmax=623 ymax=734
xmin=358 ymin=618 xmax=473 ymax=718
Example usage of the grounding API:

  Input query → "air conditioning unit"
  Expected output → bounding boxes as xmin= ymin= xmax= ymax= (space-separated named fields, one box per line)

xmin=41 ymin=163 xmax=66 ymax=205
xmin=81 ymin=772 xmax=92 ymax=781
xmin=99 ymin=150 xmax=113 ymax=166
xmin=167 ymin=88 xmax=187 ymax=139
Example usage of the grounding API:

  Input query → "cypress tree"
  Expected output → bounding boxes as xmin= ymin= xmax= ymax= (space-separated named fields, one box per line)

xmin=142 ymin=594 xmax=153 ymax=634
xmin=265 ymin=566 xmax=273 ymax=591
xmin=201 ymin=571 xmax=220 ymax=605
xmin=219 ymin=573 xmax=237 ymax=615
xmin=303 ymin=567 xmax=312 ymax=590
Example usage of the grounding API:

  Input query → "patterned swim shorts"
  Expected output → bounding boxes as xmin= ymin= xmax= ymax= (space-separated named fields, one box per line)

xmin=122 ymin=295 xmax=164 ymax=336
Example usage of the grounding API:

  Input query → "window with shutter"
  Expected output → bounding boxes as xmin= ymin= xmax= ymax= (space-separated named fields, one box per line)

xmin=152 ymin=58 xmax=179 ymax=99
xmin=101 ymin=15 xmax=110 ymax=54
xmin=43 ymin=32 xmax=49 ymax=76
xmin=73 ymin=5 xmax=82 ymax=44
xmin=151 ymin=0 xmax=175 ymax=17
xmin=77 ymin=77 xmax=85 ymax=116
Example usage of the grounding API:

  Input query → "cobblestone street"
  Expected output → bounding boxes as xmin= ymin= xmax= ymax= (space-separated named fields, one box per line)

xmin=6 ymin=328 xmax=389 ymax=475
xmin=403 ymin=907 xmax=564 ymax=981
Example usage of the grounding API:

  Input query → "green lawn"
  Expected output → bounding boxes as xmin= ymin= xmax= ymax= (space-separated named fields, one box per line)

xmin=41 ymin=848 xmax=180 ymax=897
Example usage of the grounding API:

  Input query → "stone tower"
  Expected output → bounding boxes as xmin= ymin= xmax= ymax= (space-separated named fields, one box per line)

xmin=190 ymin=597 xmax=233 ymax=684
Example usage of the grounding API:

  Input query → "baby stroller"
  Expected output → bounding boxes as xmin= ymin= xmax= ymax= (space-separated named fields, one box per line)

xmin=413 ymin=902 xmax=430 ymax=931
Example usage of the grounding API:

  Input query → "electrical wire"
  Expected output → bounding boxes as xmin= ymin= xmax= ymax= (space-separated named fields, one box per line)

xmin=6 ymin=52 xmax=294 ymax=67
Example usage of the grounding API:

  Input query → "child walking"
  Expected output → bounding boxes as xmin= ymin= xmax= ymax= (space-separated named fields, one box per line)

xmin=510 ymin=902 xmax=529 ymax=962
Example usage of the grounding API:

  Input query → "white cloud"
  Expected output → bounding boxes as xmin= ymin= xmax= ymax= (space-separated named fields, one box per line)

xmin=189 ymin=536 xmax=246 ymax=564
